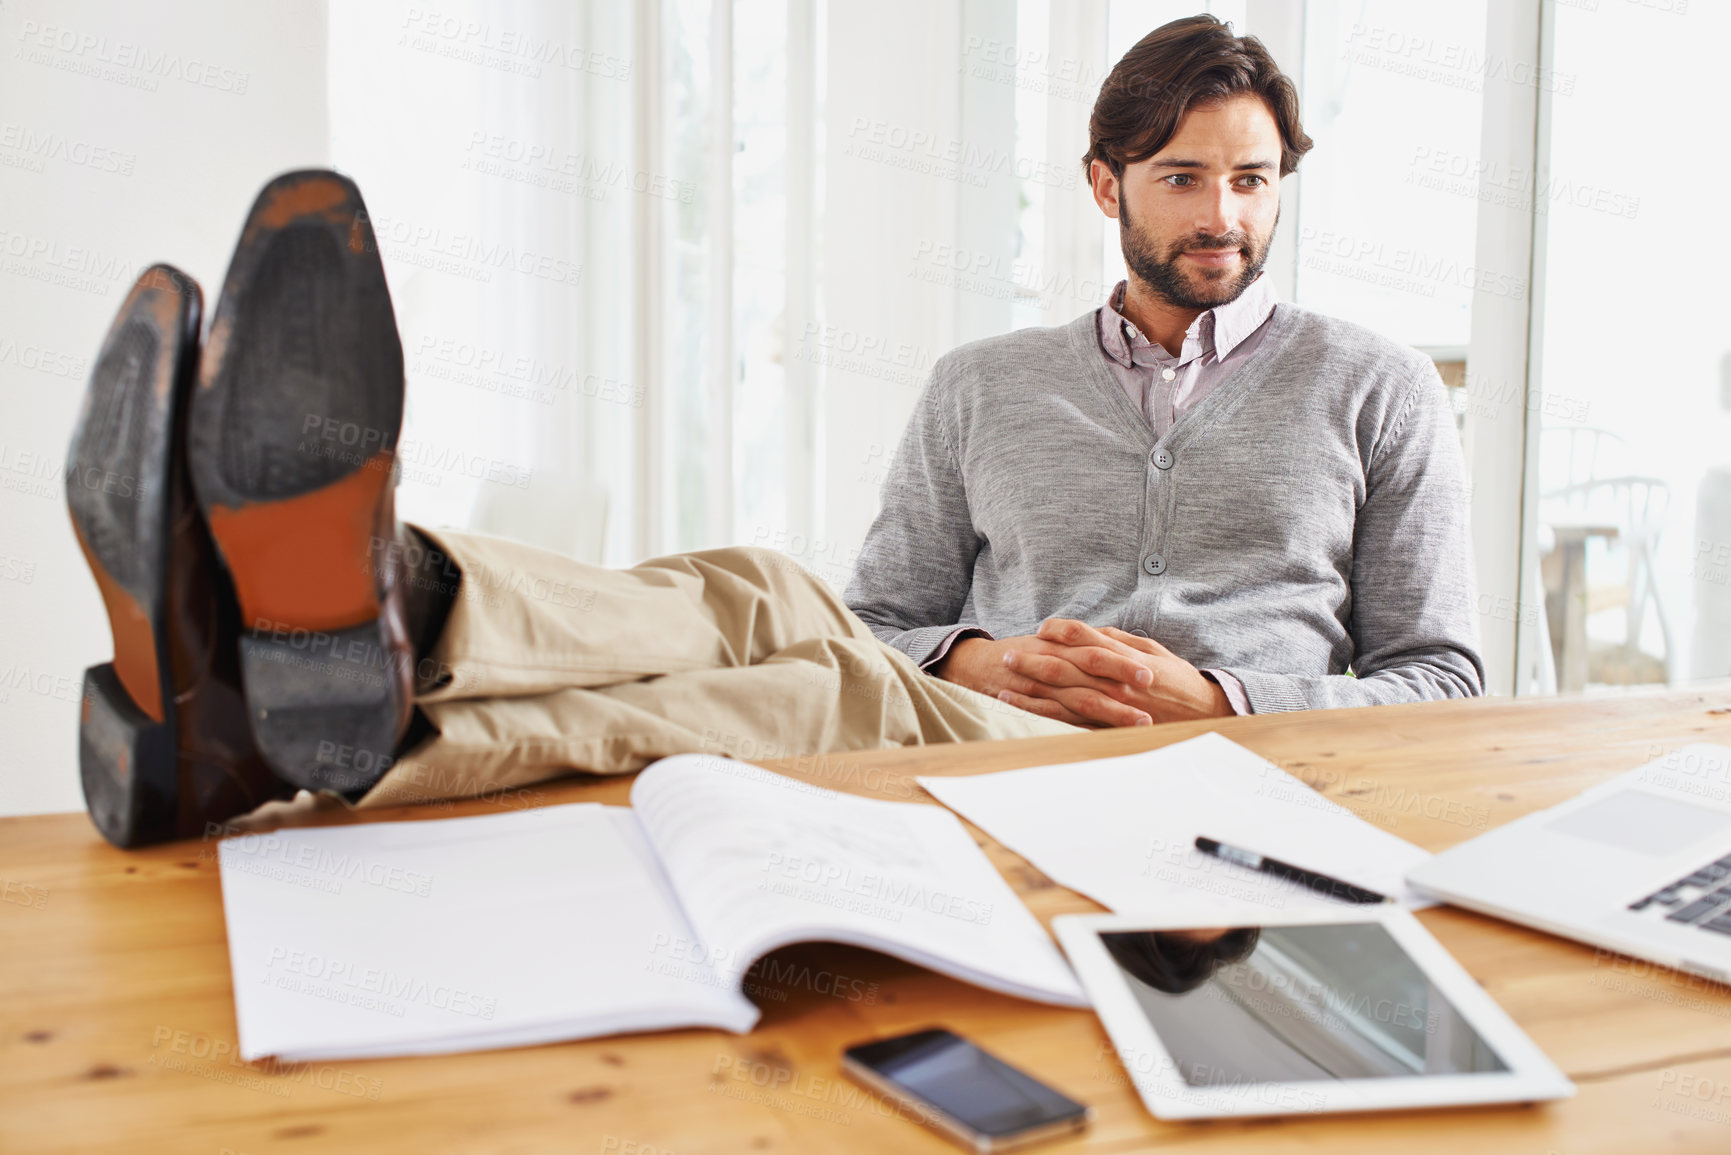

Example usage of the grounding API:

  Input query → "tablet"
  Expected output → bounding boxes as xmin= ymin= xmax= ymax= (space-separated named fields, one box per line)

xmin=1054 ymin=907 xmax=1574 ymax=1119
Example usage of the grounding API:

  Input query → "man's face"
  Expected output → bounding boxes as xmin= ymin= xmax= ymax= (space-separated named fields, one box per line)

xmin=1095 ymin=92 xmax=1284 ymax=310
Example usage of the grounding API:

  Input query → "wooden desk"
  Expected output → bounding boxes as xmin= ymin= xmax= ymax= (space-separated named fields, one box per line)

xmin=7 ymin=687 xmax=1731 ymax=1154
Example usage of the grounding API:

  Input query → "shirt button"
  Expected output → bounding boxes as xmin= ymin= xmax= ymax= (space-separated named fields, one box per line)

xmin=1153 ymin=449 xmax=1174 ymax=470
xmin=1161 ymin=368 xmax=1177 ymax=382
xmin=1143 ymin=554 xmax=1166 ymax=576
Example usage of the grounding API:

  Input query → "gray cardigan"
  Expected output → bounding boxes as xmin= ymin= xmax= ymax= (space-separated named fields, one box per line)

xmin=842 ymin=305 xmax=1484 ymax=713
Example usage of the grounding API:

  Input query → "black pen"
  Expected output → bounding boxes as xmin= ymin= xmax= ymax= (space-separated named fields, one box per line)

xmin=1194 ymin=836 xmax=1390 ymax=904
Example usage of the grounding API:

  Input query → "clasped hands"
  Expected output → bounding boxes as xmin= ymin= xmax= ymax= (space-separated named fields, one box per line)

xmin=933 ymin=618 xmax=1232 ymax=728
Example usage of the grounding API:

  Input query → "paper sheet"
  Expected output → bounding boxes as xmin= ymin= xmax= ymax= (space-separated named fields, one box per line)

xmin=918 ymin=732 xmax=1433 ymax=922
xmin=630 ymin=755 xmax=1087 ymax=1007
xmin=219 ymin=803 xmax=757 ymax=1062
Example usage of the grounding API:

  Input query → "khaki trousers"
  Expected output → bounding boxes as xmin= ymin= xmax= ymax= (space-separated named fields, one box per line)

xmin=356 ymin=528 xmax=1080 ymax=808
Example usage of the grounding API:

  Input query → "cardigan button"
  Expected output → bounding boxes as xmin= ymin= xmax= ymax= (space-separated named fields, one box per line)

xmin=1143 ymin=554 xmax=1166 ymax=576
xmin=1152 ymin=448 xmax=1174 ymax=470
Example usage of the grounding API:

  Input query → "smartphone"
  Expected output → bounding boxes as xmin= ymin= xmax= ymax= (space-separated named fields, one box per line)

xmin=842 ymin=1027 xmax=1092 ymax=1152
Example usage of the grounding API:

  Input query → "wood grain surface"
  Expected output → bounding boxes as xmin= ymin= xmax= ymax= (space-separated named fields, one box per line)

xmin=5 ymin=685 xmax=1731 ymax=1154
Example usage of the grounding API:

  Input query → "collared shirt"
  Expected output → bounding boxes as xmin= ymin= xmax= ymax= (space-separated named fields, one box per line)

xmin=1096 ymin=273 xmax=1279 ymax=439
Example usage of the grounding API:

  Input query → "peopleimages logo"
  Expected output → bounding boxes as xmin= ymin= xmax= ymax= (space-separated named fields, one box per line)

xmin=150 ymin=1026 xmax=384 ymax=1101
xmin=0 ymin=228 xmax=138 ymax=290
xmin=1340 ymin=24 xmax=1574 ymax=95
xmin=0 ymin=334 xmax=88 ymax=379
xmin=759 ymin=852 xmax=996 ymax=926
xmin=843 ymin=117 xmax=1079 ymax=190
xmin=221 ymin=831 xmax=435 ymax=897
xmin=463 ymin=131 xmax=693 ymax=203
xmin=263 ymin=947 xmax=498 ymax=1020
xmin=1298 ymin=225 xmax=1527 ymax=300
xmin=15 ymin=20 xmax=251 ymax=94
xmin=361 ymin=213 xmax=582 ymax=287
xmin=411 ymin=334 xmax=645 ymax=408
xmin=0 ymin=122 xmax=135 ymax=175
xmin=399 ymin=9 xmax=632 ymax=81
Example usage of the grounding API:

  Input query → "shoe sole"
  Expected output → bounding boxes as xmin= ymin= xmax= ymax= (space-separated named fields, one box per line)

xmin=188 ymin=170 xmax=406 ymax=792
xmin=67 ymin=265 xmax=202 ymax=847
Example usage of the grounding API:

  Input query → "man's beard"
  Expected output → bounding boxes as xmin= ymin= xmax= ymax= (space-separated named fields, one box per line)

xmin=1119 ymin=198 xmax=1274 ymax=311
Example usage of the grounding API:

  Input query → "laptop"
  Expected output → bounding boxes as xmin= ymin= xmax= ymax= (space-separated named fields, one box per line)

xmin=1406 ymin=743 xmax=1731 ymax=983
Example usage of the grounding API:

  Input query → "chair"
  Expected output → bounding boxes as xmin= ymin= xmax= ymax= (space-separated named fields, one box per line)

xmin=1537 ymin=426 xmax=1673 ymax=689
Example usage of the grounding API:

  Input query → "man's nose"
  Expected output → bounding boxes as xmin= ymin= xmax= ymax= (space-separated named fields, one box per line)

xmin=1193 ymin=182 xmax=1238 ymax=238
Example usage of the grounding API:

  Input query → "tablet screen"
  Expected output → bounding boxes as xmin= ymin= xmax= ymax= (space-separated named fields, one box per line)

xmin=1099 ymin=923 xmax=1510 ymax=1086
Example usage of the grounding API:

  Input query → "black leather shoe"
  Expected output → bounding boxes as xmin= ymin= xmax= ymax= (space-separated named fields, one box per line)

xmin=68 ymin=265 xmax=294 ymax=847
xmin=188 ymin=170 xmax=414 ymax=794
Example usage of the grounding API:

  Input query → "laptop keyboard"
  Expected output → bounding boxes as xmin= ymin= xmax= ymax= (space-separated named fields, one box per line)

xmin=1628 ymin=852 xmax=1731 ymax=933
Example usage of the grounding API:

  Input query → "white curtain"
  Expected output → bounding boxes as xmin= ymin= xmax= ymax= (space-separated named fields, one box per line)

xmin=325 ymin=0 xmax=1134 ymax=572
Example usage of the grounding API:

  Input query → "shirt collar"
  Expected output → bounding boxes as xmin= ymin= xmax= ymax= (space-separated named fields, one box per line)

xmin=1096 ymin=274 xmax=1278 ymax=369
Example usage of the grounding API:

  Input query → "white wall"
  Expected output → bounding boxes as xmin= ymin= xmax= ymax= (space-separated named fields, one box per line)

xmin=0 ymin=0 xmax=330 ymax=816
xmin=817 ymin=0 xmax=1022 ymax=555
xmin=325 ymin=3 xmax=632 ymax=550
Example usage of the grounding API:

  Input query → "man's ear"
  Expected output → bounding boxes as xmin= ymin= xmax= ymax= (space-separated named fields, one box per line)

xmin=1088 ymin=158 xmax=1122 ymax=220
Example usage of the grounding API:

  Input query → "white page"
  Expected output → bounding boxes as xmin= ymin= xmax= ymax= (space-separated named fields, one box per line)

xmin=219 ymin=803 xmax=758 ymax=1062
xmin=629 ymin=755 xmax=1085 ymax=1007
xmin=918 ymin=732 xmax=1433 ymax=922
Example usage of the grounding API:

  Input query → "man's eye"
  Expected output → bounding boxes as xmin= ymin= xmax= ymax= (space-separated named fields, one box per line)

xmin=1165 ymin=174 xmax=1194 ymax=187
xmin=1238 ymin=175 xmax=1266 ymax=188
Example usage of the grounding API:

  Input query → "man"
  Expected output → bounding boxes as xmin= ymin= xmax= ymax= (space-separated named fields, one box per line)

xmin=67 ymin=172 xmax=1075 ymax=848
xmin=65 ymin=16 xmax=1475 ymax=850
xmin=845 ymin=15 xmax=1482 ymax=727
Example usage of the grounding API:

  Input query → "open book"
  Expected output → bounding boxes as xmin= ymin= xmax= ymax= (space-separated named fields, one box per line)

xmin=217 ymin=754 xmax=1086 ymax=1061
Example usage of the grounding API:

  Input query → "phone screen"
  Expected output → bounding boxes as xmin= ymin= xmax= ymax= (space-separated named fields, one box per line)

xmin=845 ymin=1028 xmax=1088 ymax=1140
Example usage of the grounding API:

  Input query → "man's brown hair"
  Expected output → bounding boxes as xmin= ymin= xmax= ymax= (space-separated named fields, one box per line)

xmin=1082 ymin=15 xmax=1312 ymax=180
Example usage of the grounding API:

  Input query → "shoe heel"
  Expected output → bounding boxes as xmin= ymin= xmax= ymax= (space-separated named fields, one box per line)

xmin=237 ymin=620 xmax=406 ymax=791
xmin=79 ymin=664 xmax=176 ymax=848
xmin=190 ymin=170 xmax=410 ymax=795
